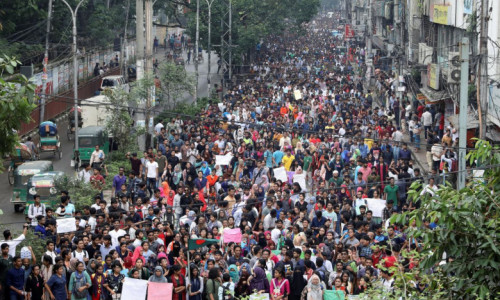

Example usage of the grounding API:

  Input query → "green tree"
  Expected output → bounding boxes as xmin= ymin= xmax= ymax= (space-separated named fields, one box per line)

xmin=157 ymin=61 xmax=195 ymax=107
xmin=362 ymin=139 xmax=500 ymax=299
xmin=0 ymin=55 xmax=37 ymax=170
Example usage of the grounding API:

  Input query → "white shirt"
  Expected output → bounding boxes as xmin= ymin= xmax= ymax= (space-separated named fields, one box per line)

xmin=109 ymin=229 xmax=126 ymax=248
xmin=78 ymin=169 xmax=92 ymax=183
xmin=422 ymin=111 xmax=433 ymax=126
xmin=218 ymin=282 xmax=235 ymax=300
xmin=28 ymin=204 xmax=46 ymax=226
xmin=263 ymin=214 xmax=276 ymax=231
xmin=71 ymin=249 xmax=89 ymax=263
xmin=154 ymin=122 xmax=164 ymax=134
xmin=45 ymin=250 xmax=57 ymax=264
xmin=88 ymin=216 xmax=97 ymax=233
xmin=145 ymin=161 xmax=159 ymax=178
xmin=0 ymin=234 xmax=25 ymax=257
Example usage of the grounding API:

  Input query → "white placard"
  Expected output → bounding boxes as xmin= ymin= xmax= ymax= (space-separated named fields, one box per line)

xmin=294 ymin=90 xmax=302 ymax=100
xmin=273 ymin=167 xmax=288 ymax=182
xmin=293 ymin=173 xmax=307 ymax=191
xmin=121 ymin=278 xmax=148 ymax=300
xmin=215 ymin=153 xmax=233 ymax=166
xmin=366 ymin=198 xmax=386 ymax=218
xmin=56 ymin=218 xmax=77 ymax=233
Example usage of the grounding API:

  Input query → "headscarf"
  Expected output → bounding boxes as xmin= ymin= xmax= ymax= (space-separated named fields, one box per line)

xmin=173 ymin=165 xmax=183 ymax=185
xmin=69 ymin=258 xmax=79 ymax=272
xmin=235 ymin=271 xmax=250 ymax=295
xmin=249 ymin=267 xmax=268 ymax=292
xmin=132 ymin=246 xmax=145 ymax=265
xmin=228 ymin=264 xmax=239 ymax=283
xmin=239 ymin=263 xmax=250 ymax=276
xmin=86 ymin=258 xmax=97 ymax=275
xmin=290 ymin=266 xmax=307 ymax=296
xmin=307 ymin=275 xmax=324 ymax=299
xmin=148 ymin=266 xmax=167 ymax=283
xmin=160 ymin=181 xmax=170 ymax=198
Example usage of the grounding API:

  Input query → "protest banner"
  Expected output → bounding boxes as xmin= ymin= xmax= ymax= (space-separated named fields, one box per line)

xmin=147 ymin=282 xmax=173 ymax=300
xmin=121 ymin=278 xmax=148 ymax=300
xmin=56 ymin=218 xmax=76 ymax=233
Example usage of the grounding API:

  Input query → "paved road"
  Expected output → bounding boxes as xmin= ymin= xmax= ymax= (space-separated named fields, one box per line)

xmin=0 ymin=49 xmax=218 ymax=231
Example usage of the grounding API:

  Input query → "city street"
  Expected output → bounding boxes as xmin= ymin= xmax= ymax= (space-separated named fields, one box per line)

xmin=0 ymin=49 xmax=218 ymax=231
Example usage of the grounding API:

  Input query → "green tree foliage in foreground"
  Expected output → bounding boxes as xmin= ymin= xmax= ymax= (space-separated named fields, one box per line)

xmin=361 ymin=139 xmax=500 ymax=299
xmin=0 ymin=55 xmax=36 ymax=170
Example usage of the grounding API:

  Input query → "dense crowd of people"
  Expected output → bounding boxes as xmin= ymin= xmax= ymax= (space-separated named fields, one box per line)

xmin=0 ymin=12 xmax=461 ymax=300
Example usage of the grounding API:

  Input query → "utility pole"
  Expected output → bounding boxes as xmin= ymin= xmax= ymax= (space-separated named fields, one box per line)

xmin=121 ymin=0 xmax=131 ymax=80
xmin=365 ymin=0 xmax=372 ymax=84
xmin=61 ymin=0 xmax=85 ymax=152
xmin=205 ymin=0 xmax=214 ymax=95
xmin=194 ymin=0 xmax=200 ymax=104
xmin=40 ymin=0 xmax=53 ymax=123
xmin=135 ymin=0 xmax=145 ymax=150
xmin=458 ymin=38 xmax=469 ymax=190
xmin=136 ymin=0 xmax=144 ymax=80
xmin=477 ymin=0 xmax=489 ymax=139
xmin=144 ymin=0 xmax=153 ymax=148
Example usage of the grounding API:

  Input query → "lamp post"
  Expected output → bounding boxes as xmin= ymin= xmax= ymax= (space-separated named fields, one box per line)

xmin=205 ymin=0 xmax=214 ymax=94
xmin=61 ymin=0 xmax=86 ymax=152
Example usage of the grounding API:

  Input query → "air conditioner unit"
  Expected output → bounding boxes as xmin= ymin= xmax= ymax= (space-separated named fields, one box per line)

xmin=447 ymin=52 xmax=461 ymax=83
xmin=418 ymin=43 xmax=433 ymax=65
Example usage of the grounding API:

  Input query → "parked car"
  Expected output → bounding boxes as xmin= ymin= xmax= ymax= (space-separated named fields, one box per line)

xmin=100 ymin=75 xmax=129 ymax=93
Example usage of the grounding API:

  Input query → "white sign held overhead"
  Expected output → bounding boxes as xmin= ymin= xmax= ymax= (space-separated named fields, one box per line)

xmin=56 ymin=218 xmax=77 ymax=233
xmin=215 ymin=153 xmax=233 ymax=166
xmin=273 ymin=167 xmax=288 ymax=182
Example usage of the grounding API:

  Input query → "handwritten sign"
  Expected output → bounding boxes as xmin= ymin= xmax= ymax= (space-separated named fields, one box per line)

xmin=294 ymin=90 xmax=302 ymax=100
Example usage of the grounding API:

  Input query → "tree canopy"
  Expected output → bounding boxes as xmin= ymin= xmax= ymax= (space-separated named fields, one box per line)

xmin=362 ymin=139 xmax=500 ymax=299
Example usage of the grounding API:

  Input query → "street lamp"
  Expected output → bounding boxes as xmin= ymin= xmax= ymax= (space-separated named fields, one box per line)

xmin=205 ymin=0 xmax=215 ymax=94
xmin=60 ymin=0 xmax=86 ymax=155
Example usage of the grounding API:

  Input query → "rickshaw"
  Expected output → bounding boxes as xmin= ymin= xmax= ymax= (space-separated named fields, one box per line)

xmin=67 ymin=106 xmax=83 ymax=141
xmin=10 ymin=160 xmax=53 ymax=212
xmin=38 ymin=121 xmax=62 ymax=159
xmin=7 ymin=143 xmax=33 ymax=185
xmin=75 ymin=126 xmax=110 ymax=166
xmin=25 ymin=171 xmax=65 ymax=214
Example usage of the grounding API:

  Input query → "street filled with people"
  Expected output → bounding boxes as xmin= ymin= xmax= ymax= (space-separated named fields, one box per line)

xmin=0 ymin=13 xmax=459 ymax=300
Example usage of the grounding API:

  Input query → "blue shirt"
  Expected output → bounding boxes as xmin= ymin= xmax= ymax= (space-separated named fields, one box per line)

xmin=47 ymin=274 xmax=67 ymax=300
xmin=35 ymin=225 xmax=46 ymax=236
xmin=7 ymin=267 xmax=24 ymax=294
xmin=264 ymin=150 xmax=273 ymax=168
xmin=272 ymin=151 xmax=284 ymax=167
xmin=112 ymin=175 xmax=127 ymax=194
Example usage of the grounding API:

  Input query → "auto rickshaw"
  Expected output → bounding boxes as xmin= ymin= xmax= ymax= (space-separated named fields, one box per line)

xmin=25 ymin=171 xmax=65 ymax=214
xmin=7 ymin=143 xmax=33 ymax=185
xmin=76 ymin=126 xmax=110 ymax=166
xmin=10 ymin=160 xmax=53 ymax=212
xmin=67 ymin=106 xmax=83 ymax=141
xmin=38 ymin=121 xmax=62 ymax=159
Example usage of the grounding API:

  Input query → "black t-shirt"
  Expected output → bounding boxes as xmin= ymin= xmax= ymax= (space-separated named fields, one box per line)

xmin=129 ymin=158 xmax=142 ymax=176
xmin=26 ymin=274 xmax=44 ymax=300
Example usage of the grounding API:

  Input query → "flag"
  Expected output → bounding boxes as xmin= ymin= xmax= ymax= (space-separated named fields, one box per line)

xmin=188 ymin=238 xmax=220 ymax=250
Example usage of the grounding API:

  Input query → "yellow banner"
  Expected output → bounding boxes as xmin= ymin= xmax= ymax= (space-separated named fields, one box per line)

xmin=433 ymin=5 xmax=449 ymax=25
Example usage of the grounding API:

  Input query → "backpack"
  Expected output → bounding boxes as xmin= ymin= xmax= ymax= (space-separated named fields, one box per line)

xmin=72 ymin=273 xmax=89 ymax=298
xmin=220 ymin=282 xmax=234 ymax=300
xmin=72 ymin=250 xmax=88 ymax=261
xmin=316 ymin=266 xmax=331 ymax=287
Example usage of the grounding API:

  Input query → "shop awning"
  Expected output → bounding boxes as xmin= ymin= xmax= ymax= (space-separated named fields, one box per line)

xmin=447 ymin=113 xmax=481 ymax=130
xmin=420 ymin=86 xmax=450 ymax=103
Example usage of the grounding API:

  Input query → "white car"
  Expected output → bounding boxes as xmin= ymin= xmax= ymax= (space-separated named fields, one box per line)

xmin=100 ymin=75 xmax=129 ymax=93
